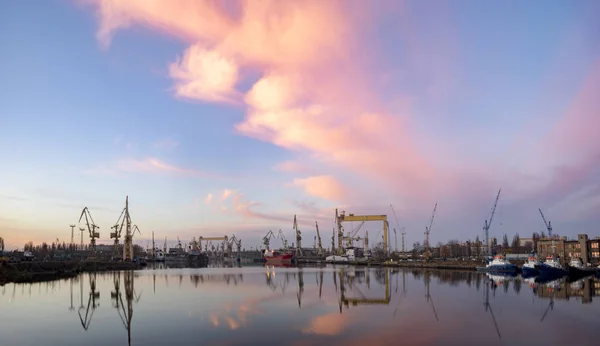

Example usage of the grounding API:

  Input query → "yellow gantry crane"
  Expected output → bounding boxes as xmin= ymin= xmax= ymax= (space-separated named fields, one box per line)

xmin=335 ymin=209 xmax=389 ymax=255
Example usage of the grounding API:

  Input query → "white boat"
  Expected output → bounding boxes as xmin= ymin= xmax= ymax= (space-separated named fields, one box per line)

xmin=325 ymin=248 xmax=365 ymax=263
xmin=521 ymin=255 xmax=541 ymax=277
xmin=535 ymin=255 xmax=566 ymax=275
xmin=476 ymin=255 xmax=518 ymax=273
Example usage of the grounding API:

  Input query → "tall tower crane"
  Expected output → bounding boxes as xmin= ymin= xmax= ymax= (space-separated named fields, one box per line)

xmin=483 ymin=189 xmax=501 ymax=258
xmin=539 ymin=208 xmax=555 ymax=256
xmin=401 ymin=227 xmax=406 ymax=254
xmin=78 ymin=207 xmax=100 ymax=258
xmin=538 ymin=208 xmax=553 ymax=238
xmin=424 ymin=203 xmax=437 ymax=259
xmin=315 ymin=222 xmax=323 ymax=256
xmin=293 ymin=215 xmax=302 ymax=256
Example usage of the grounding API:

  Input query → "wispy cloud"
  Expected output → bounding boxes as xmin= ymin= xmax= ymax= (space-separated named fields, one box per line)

xmin=154 ymin=138 xmax=180 ymax=150
xmin=204 ymin=193 xmax=213 ymax=205
xmin=83 ymin=157 xmax=220 ymax=178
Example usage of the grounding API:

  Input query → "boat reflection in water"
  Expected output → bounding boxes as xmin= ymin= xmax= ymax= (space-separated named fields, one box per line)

xmin=1 ymin=264 xmax=595 ymax=346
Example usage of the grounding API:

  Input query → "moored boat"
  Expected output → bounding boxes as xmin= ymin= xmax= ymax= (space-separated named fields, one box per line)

xmin=263 ymin=249 xmax=293 ymax=263
xmin=566 ymin=258 xmax=595 ymax=279
xmin=521 ymin=255 xmax=541 ymax=277
xmin=476 ymin=254 xmax=518 ymax=273
xmin=534 ymin=255 xmax=566 ymax=276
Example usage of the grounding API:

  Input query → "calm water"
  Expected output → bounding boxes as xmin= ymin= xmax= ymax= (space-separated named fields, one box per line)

xmin=1 ymin=264 xmax=598 ymax=346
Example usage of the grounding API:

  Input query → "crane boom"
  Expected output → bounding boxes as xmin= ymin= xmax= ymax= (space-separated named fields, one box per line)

xmin=484 ymin=189 xmax=501 ymax=257
xmin=424 ymin=203 xmax=437 ymax=259
xmin=538 ymin=208 xmax=553 ymax=237
xmin=315 ymin=222 xmax=323 ymax=255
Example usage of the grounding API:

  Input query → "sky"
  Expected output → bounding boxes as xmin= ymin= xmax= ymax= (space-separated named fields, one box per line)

xmin=1 ymin=0 xmax=599 ymax=251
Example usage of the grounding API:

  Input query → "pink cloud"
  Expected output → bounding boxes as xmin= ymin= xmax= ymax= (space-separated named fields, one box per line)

xmin=292 ymin=176 xmax=349 ymax=202
xmin=204 ymin=193 xmax=213 ymax=205
xmin=82 ymin=0 xmax=600 ymax=231
xmin=169 ymin=45 xmax=241 ymax=103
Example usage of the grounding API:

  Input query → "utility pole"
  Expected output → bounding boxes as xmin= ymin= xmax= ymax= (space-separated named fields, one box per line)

xmin=69 ymin=224 xmax=76 ymax=249
xmin=401 ymin=227 xmax=406 ymax=254
xmin=79 ymin=228 xmax=85 ymax=250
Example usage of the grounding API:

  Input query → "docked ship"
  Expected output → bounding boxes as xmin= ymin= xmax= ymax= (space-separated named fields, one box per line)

xmin=565 ymin=258 xmax=595 ymax=278
xmin=263 ymin=249 xmax=293 ymax=263
xmin=476 ymin=254 xmax=518 ymax=273
xmin=534 ymin=255 xmax=567 ymax=276
xmin=521 ymin=254 xmax=541 ymax=278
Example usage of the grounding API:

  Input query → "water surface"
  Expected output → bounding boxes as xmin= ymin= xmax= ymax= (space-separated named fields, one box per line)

xmin=1 ymin=264 xmax=598 ymax=346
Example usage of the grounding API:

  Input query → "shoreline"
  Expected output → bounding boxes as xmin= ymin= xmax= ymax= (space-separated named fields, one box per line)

xmin=0 ymin=261 xmax=141 ymax=285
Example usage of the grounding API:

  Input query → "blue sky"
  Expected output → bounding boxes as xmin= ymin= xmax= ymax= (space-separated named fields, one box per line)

xmin=1 ymin=0 xmax=599 ymax=251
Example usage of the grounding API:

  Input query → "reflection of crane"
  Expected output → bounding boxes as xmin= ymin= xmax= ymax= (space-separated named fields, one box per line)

xmin=111 ymin=271 xmax=141 ymax=346
xmin=78 ymin=273 xmax=100 ymax=330
xmin=424 ymin=203 xmax=437 ymax=259
xmin=297 ymin=269 xmax=304 ymax=308
xmin=315 ymin=222 xmax=323 ymax=255
xmin=293 ymin=215 xmax=302 ymax=256
xmin=484 ymin=189 xmax=501 ymax=257
xmin=336 ymin=209 xmax=389 ymax=254
xmin=277 ymin=229 xmax=288 ymax=250
xmin=339 ymin=268 xmax=391 ymax=309
xmin=78 ymin=207 xmax=100 ymax=257
xmin=540 ymin=295 xmax=555 ymax=322
xmin=483 ymin=278 xmax=502 ymax=339
xmin=263 ymin=230 xmax=276 ymax=250
xmin=424 ymin=271 xmax=439 ymax=321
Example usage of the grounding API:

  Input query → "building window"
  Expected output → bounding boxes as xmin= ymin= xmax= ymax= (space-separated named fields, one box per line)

xmin=592 ymin=251 xmax=600 ymax=258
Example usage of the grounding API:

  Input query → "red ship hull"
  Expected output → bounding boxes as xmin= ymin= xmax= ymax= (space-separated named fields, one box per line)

xmin=264 ymin=251 xmax=293 ymax=263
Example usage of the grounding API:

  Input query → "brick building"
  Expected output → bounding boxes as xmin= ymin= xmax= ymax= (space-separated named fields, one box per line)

xmin=537 ymin=234 xmax=599 ymax=265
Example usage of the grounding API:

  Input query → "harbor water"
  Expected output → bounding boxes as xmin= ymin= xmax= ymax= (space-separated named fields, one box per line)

xmin=1 ymin=264 xmax=598 ymax=346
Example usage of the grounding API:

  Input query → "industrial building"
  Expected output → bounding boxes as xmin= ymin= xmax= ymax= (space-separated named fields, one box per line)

xmin=537 ymin=234 xmax=600 ymax=265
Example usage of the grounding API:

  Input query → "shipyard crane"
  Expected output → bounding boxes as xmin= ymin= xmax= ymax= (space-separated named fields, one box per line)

xmin=229 ymin=234 xmax=242 ymax=259
xmin=424 ymin=203 xmax=437 ymax=259
xmin=538 ymin=208 xmax=553 ymax=238
xmin=277 ymin=229 xmax=289 ymax=250
xmin=331 ymin=228 xmax=336 ymax=254
xmin=111 ymin=196 xmax=137 ymax=261
xmin=336 ymin=209 xmax=389 ymax=255
xmin=78 ymin=207 xmax=100 ymax=257
xmin=293 ymin=215 xmax=302 ymax=256
xmin=342 ymin=221 xmax=365 ymax=248
xmin=263 ymin=230 xmax=276 ymax=250
xmin=110 ymin=224 xmax=121 ymax=259
xmin=315 ymin=222 xmax=323 ymax=255
xmin=483 ymin=189 xmax=502 ymax=258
